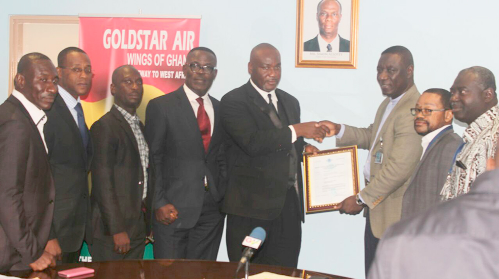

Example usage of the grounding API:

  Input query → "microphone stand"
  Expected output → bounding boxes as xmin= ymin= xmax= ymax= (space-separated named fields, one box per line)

xmin=245 ymin=259 xmax=249 ymax=279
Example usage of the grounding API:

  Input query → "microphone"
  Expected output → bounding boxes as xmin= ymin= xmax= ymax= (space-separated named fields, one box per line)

xmin=236 ymin=227 xmax=266 ymax=273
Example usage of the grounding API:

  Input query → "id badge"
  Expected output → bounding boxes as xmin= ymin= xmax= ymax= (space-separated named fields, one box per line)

xmin=374 ymin=150 xmax=383 ymax=164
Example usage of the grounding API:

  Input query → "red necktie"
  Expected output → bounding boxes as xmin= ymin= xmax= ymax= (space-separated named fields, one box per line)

xmin=196 ymin=97 xmax=211 ymax=153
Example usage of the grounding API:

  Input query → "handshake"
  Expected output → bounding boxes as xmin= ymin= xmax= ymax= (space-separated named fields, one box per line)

xmin=293 ymin=120 xmax=340 ymax=143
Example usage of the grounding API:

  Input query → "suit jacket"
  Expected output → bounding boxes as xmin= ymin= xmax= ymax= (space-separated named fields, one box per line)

xmin=401 ymin=126 xmax=462 ymax=220
xmin=303 ymin=35 xmax=350 ymax=52
xmin=220 ymin=81 xmax=307 ymax=221
xmin=90 ymin=106 xmax=153 ymax=241
xmin=337 ymin=84 xmax=422 ymax=238
xmin=0 ymin=95 xmax=55 ymax=272
xmin=369 ymin=169 xmax=499 ymax=279
xmin=44 ymin=94 xmax=93 ymax=251
xmin=145 ymin=87 xmax=226 ymax=229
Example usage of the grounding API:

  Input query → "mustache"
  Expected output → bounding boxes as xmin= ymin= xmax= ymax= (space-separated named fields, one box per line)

xmin=414 ymin=118 xmax=428 ymax=124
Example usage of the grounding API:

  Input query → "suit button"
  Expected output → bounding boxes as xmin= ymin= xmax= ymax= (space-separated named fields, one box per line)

xmin=139 ymin=181 xmax=143 ymax=185
xmin=83 ymin=194 xmax=87 ymax=199
xmin=49 ymin=200 xmax=54 ymax=204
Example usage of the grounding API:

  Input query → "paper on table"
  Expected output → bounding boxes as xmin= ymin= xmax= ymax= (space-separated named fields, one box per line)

xmin=247 ymin=272 xmax=299 ymax=279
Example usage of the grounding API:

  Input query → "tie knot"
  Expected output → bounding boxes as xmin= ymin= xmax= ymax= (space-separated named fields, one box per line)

xmin=196 ymin=97 xmax=204 ymax=106
xmin=327 ymin=44 xmax=332 ymax=52
xmin=75 ymin=102 xmax=84 ymax=114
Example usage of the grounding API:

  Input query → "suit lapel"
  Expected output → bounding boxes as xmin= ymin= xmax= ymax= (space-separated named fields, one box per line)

xmin=111 ymin=106 xmax=140 ymax=155
xmin=207 ymin=96 xmax=220 ymax=155
xmin=53 ymin=95 xmax=87 ymax=162
xmin=276 ymin=90 xmax=298 ymax=124
xmin=371 ymin=98 xmax=390 ymax=145
xmin=246 ymin=82 xmax=283 ymax=129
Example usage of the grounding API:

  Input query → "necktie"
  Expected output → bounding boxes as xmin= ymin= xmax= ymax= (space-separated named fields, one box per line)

xmin=327 ymin=44 xmax=332 ymax=52
xmin=196 ymin=98 xmax=211 ymax=153
xmin=268 ymin=94 xmax=279 ymax=116
xmin=74 ymin=103 xmax=89 ymax=150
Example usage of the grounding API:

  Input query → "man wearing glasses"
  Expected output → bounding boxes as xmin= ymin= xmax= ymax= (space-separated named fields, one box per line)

xmin=43 ymin=47 xmax=94 ymax=263
xmin=145 ymin=47 xmax=226 ymax=260
xmin=401 ymin=89 xmax=462 ymax=220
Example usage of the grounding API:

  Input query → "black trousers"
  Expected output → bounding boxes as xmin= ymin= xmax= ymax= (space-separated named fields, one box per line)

xmin=364 ymin=210 xmax=379 ymax=277
xmin=153 ymin=191 xmax=225 ymax=260
xmin=89 ymin=237 xmax=145 ymax=261
xmin=226 ymin=187 xmax=302 ymax=268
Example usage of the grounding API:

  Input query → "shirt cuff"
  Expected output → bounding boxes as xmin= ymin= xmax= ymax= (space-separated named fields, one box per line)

xmin=288 ymin=125 xmax=297 ymax=143
xmin=335 ymin=124 xmax=346 ymax=139
xmin=358 ymin=192 xmax=366 ymax=204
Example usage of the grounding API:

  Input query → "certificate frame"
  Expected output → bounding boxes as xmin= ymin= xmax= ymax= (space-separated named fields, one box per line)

xmin=303 ymin=145 xmax=360 ymax=213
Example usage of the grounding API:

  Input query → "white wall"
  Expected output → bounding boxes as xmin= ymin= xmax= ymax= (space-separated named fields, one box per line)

xmin=2 ymin=1 xmax=498 ymax=278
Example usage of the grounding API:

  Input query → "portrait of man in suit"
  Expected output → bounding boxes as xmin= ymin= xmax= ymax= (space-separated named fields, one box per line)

xmin=43 ymin=47 xmax=94 ymax=264
xmin=0 ymin=52 xmax=58 ymax=272
xmin=304 ymin=0 xmax=350 ymax=53
xmin=145 ymin=47 xmax=226 ymax=260
xmin=320 ymin=46 xmax=422 ymax=276
xmin=221 ymin=43 xmax=327 ymax=268
xmin=401 ymin=89 xmax=462 ymax=220
xmin=89 ymin=65 xmax=152 ymax=261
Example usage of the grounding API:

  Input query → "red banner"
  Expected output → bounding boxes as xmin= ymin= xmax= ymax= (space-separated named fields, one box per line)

xmin=79 ymin=16 xmax=200 ymax=125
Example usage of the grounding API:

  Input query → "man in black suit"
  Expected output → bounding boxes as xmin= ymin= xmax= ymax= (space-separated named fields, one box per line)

xmin=221 ymin=43 xmax=328 ymax=267
xmin=304 ymin=0 xmax=350 ymax=52
xmin=0 ymin=53 xmax=57 ymax=272
xmin=89 ymin=65 xmax=152 ymax=261
xmin=43 ymin=47 xmax=93 ymax=264
xmin=145 ymin=47 xmax=226 ymax=260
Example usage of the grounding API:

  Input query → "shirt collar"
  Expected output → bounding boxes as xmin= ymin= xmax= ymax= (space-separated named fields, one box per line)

xmin=114 ymin=104 xmax=139 ymax=123
xmin=57 ymin=85 xmax=80 ymax=109
xmin=463 ymin=105 xmax=499 ymax=143
xmin=250 ymin=78 xmax=277 ymax=103
xmin=389 ymin=92 xmax=405 ymax=105
xmin=11 ymin=89 xmax=47 ymax=125
xmin=183 ymin=84 xmax=210 ymax=102
xmin=421 ymin=124 xmax=451 ymax=148
xmin=317 ymin=33 xmax=340 ymax=52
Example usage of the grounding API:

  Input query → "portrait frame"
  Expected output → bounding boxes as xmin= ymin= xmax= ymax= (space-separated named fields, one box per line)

xmin=295 ymin=0 xmax=359 ymax=69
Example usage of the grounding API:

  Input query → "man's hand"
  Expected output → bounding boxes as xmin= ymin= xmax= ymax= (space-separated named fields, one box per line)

xmin=29 ymin=251 xmax=55 ymax=271
xmin=317 ymin=120 xmax=341 ymax=137
xmin=113 ymin=232 xmax=130 ymax=254
xmin=304 ymin=144 xmax=320 ymax=154
xmin=155 ymin=204 xmax=178 ymax=225
xmin=44 ymin=239 xmax=62 ymax=260
xmin=293 ymin=122 xmax=330 ymax=142
xmin=338 ymin=195 xmax=364 ymax=215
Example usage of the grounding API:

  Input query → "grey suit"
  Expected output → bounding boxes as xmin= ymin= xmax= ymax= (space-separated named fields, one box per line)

xmin=369 ymin=169 xmax=499 ymax=279
xmin=401 ymin=126 xmax=462 ymax=220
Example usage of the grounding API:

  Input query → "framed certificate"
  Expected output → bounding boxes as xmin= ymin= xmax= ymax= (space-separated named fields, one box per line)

xmin=303 ymin=145 xmax=360 ymax=213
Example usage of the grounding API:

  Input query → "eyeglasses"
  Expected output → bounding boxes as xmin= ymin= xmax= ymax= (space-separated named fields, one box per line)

xmin=60 ymin=67 xmax=92 ymax=75
xmin=410 ymin=108 xmax=448 ymax=116
xmin=189 ymin=63 xmax=216 ymax=74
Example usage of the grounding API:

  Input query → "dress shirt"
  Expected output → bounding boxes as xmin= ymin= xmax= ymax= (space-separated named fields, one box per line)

xmin=57 ymin=85 xmax=81 ymax=126
xmin=114 ymin=104 xmax=149 ymax=200
xmin=11 ymin=90 xmax=48 ymax=153
xmin=183 ymin=84 xmax=214 ymax=136
xmin=249 ymin=79 xmax=297 ymax=143
xmin=440 ymin=105 xmax=499 ymax=200
xmin=318 ymin=33 xmax=340 ymax=53
xmin=420 ymin=125 xmax=451 ymax=159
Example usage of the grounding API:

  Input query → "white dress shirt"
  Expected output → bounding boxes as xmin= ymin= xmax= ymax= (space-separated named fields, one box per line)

xmin=184 ymin=84 xmax=214 ymax=136
xmin=249 ymin=79 xmax=297 ymax=142
xmin=318 ymin=34 xmax=340 ymax=53
xmin=11 ymin=90 xmax=48 ymax=153
xmin=57 ymin=85 xmax=82 ymax=126
xmin=420 ymin=125 xmax=451 ymax=159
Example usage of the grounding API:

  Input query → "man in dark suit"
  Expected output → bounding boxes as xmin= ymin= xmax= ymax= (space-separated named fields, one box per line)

xmin=303 ymin=0 xmax=350 ymax=52
xmin=43 ymin=47 xmax=93 ymax=264
xmin=145 ymin=47 xmax=226 ymax=260
xmin=401 ymin=89 xmax=462 ymax=220
xmin=0 ymin=53 xmax=58 ymax=272
xmin=221 ymin=43 xmax=328 ymax=267
xmin=89 ymin=65 xmax=152 ymax=261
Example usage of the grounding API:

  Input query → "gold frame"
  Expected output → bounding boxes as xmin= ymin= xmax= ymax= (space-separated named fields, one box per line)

xmin=303 ymin=145 xmax=360 ymax=213
xmin=295 ymin=0 xmax=359 ymax=69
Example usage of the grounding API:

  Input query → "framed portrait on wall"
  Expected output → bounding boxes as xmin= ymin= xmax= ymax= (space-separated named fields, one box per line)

xmin=295 ymin=0 xmax=359 ymax=69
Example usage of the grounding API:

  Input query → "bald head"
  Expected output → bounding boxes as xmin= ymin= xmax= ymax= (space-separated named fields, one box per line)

xmin=111 ymin=65 xmax=143 ymax=114
xmin=248 ymin=43 xmax=281 ymax=92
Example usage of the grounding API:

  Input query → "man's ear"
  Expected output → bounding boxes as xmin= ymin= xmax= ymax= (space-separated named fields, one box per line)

xmin=482 ymin=87 xmax=495 ymax=103
xmin=406 ymin=65 xmax=414 ymax=79
xmin=248 ymin=62 xmax=253 ymax=76
xmin=110 ymin=83 xmax=116 ymax=96
xmin=14 ymin=73 xmax=25 ymax=90
xmin=444 ymin=109 xmax=454 ymax=123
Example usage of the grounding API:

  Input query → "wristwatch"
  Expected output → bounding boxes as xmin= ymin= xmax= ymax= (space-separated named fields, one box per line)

xmin=355 ymin=193 xmax=364 ymax=206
